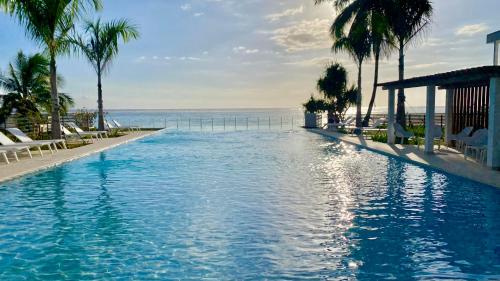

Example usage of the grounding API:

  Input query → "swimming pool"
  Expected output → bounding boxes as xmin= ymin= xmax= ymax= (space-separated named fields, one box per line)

xmin=0 ymin=129 xmax=499 ymax=280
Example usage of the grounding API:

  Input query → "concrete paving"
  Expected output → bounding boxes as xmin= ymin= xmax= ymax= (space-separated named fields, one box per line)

xmin=0 ymin=130 xmax=160 ymax=184
xmin=311 ymin=128 xmax=500 ymax=188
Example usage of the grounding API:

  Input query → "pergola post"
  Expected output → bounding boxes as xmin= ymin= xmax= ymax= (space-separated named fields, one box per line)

xmin=387 ymin=88 xmax=395 ymax=144
xmin=445 ymin=88 xmax=454 ymax=145
xmin=487 ymin=77 xmax=500 ymax=169
xmin=425 ymin=85 xmax=436 ymax=153
xmin=494 ymin=41 xmax=499 ymax=66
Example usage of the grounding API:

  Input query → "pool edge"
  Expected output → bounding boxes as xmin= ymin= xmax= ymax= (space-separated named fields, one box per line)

xmin=0 ymin=129 xmax=165 ymax=185
xmin=309 ymin=128 xmax=500 ymax=189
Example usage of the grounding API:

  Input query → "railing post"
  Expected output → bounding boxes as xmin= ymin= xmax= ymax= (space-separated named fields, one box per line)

xmin=246 ymin=117 xmax=249 ymax=130
xmin=269 ymin=116 xmax=271 ymax=129
xmin=234 ymin=116 xmax=237 ymax=130
xmin=258 ymin=117 xmax=260 ymax=129
xmin=189 ymin=118 xmax=191 ymax=130
xmin=223 ymin=118 xmax=226 ymax=130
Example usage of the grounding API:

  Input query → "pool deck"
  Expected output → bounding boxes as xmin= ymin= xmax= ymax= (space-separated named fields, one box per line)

xmin=310 ymin=129 xmax=500 ymax=188
xmin=0 ymin=130 xmax=160 ymax=184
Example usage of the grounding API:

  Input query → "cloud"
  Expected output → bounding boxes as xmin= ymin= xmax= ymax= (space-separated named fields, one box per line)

xmin=180 ymin=4 xmax=191 ymax=11
xmin=266 ymin=5 xmax=304 ymax=22
xmin=268 ymin=18 xmax=331 ymax=52
xmin=233 ymin=46 xmax=259 ymax=54
xmin=193 ymin=12 xmax=205 ymax=17
xmin=179 ymin=56 xmax=201 ymax=61
xmin=455 ymin=23 xmax=489 ymax=37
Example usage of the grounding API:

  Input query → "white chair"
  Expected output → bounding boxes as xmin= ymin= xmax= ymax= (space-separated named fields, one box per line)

xmin=448 ymin=126 xmax=473 ymax=151
xmin=432 ymin=125 xmax=443 ymax=150
xmin=0 ymin=131 xmax=39 ymax=158
xmin=112 ymin=120 xmax=140 ymax=132
xmin=7 ymin=128 xmax=66 ymax=151
xmin=67 ymin=122 xmax=107 ymax=139
xmin=463 ymin=129 xmax=488 ymax=162
xmin=61 ymin=125 xmax=94 ymax=143
xmin=394 ymin=123 xmax=417 ymax=145
xmin=0 ymin=149 xmax=10 ymax=164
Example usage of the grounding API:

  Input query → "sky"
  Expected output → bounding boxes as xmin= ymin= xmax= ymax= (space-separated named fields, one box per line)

xmin=0 ymin=0 xmax=499 ymax=110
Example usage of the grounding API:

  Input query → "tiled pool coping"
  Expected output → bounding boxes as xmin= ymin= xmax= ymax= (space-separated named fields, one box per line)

xmin=310 ymin=128 xmax=500 ymax=188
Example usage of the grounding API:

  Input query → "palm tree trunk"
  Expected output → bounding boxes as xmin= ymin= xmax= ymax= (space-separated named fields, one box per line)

xmin=49 ymin=56 xmax=61 ymax=139
xmin=356 ymin=62 xmax=363 ymax=128
xmin=396 ymin=40 xmax=406 ymax=127
xmin=363 ymin=50 xmax=380 ymax=127
xmin=97 ymin=68 xmax=105 ymax=131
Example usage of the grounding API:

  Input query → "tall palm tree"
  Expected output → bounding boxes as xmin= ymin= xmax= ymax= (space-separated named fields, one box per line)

xmin=1 ymin=0 xmax=102 ymax=138
xmin=71 ymin=18 xmax=139 ymax=131
xmin=317 ymin=0 xmax=394 ymax=127
xmin=332 ymin=20 xmax=371 ymax=127
xmin=0 ymin=50 xmax=74 ymax=124
xmin=386 ymin=0 xmax=432 ymax=126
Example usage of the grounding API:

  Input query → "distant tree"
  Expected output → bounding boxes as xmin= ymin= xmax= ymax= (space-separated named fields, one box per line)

xmin=317 ymin=63 xmax=357 ymax=122
xmin=303 ymin=95 xmax=327 ymax=113
xmin=70 ymin=18 xmax=139 ymax=131
xmin=0 ymin=51 xmax=74 ymax=124
xmin=1 ymin=0 xmax=102 ymax=138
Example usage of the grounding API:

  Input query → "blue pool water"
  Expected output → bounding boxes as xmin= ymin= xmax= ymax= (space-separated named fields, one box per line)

xmin=0 ymin=129 xmax=499 ymax=280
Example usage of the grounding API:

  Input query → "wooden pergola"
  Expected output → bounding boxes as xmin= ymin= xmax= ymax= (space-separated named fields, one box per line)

xmin=378 ymin=65 xmax=500 ymax=169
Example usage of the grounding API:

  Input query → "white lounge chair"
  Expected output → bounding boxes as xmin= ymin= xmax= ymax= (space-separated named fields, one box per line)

xmin=463 ymin=129 xmax=488 ymax=162
xmin=432 ymin=125 xmax=443 ymax=150
xmin=7 ymin=128 xmax=67 ymax=151
xmin=448 ymin=126 xmax=473 ymax=151
xmin=0 ymin=150 xmax=10 ymax=164
xmin=394 ymin=123 xmax=417 ymax=145
xmin=112 ymin=120 xmax=140 ymax=132
xmin=0 ymin=130 xmax=47 ymax=158
xmin=325 ymin=116 xmax=354 ymax=130
xmin=61 ymin=125 xmax=92 ymax=143
xmin=66 ymin=122 xmax=107 ymax=140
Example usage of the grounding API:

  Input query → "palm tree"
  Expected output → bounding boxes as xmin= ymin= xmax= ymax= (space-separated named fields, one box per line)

xmin=315 ymin=0 xmax=372 ymax=127
xmin=316 ymin=63 xmax=357 ymax=122
xmin=315 ymin=0 xmax=431 ymax=127
xmin=0 ymin=51 xmax=74 ymax=125
xmin=1 ymin=0 xmax=102 ymax=138
xmin=386 ymin=0 xmax=432 ymax=126
xmin=332 ymin=23 xmax=371 ymax=127
xmin=71 ymin=18 xmax=139 ymax=131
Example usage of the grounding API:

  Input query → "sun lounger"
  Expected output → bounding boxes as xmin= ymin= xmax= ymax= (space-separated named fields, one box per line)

xmin=7 ymin=128 xmax=67 ymax=151
xmin=61 ymin=125 xmax=94 ymax=143
xmin=448 ymin=126 xmax=473 ymax=151
xmin=394 ymin=123 xmax=417 ymax=145
xmin=0 ymin=150 xmax=10 ymax=164
xmin=463 ymin=129 xmax=488 ymax=162
xmin=325 ymin=116 xmax=354 ymax=130
xmin=0 ymin=131 xmax=40 ymax=158
xmin=67 ymin=122 xmax=107 ymax=139
xmin=112 ymin=120 xmax=140 ymax=132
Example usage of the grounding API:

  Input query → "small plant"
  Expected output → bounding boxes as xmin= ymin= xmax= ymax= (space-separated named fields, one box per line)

xmin=74 ymin=110 xmax=97 ymax=130
xmin=371 ymin=131 xmax=388 ymax=143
